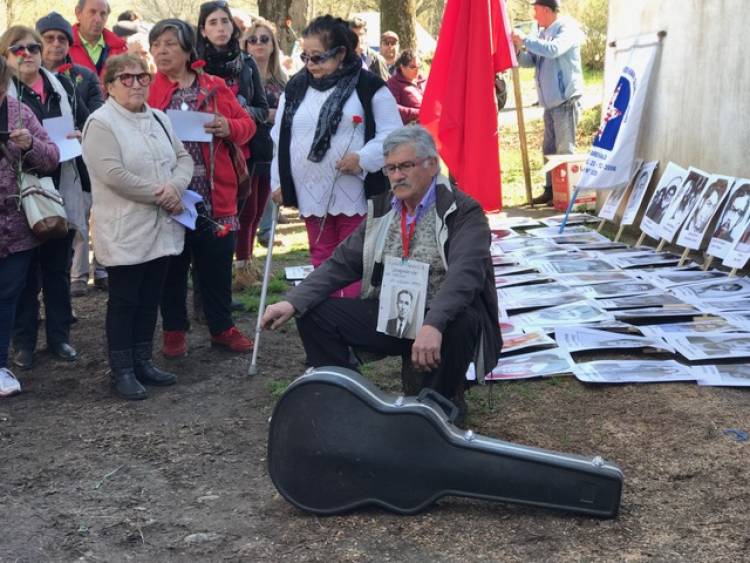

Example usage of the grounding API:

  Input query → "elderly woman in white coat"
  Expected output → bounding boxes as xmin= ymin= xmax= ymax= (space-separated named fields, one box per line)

xmin=82 ymin=54 xmax=193 ymax=401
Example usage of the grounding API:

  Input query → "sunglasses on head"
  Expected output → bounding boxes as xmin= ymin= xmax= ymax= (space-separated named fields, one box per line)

xmin=300 ymin=46 xmax=341 ymax=65
xmin=113 ymin=72 xmax=152 ymax=88
xmin=9 ymin=43 xmax=42 ymax=56
xmin=247 ymin=34 xmax=271 ymax=45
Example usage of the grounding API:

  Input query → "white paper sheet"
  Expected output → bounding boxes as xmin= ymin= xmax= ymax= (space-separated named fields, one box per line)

xmin=572 ymin=360 xmax=701 ymax=384
xmin=42 ymin=115 xmax=81 ymax=162
xmin=488 ymin=348 xmax=574 ymax=380
xmin=555 ymin=326 xmax=674 ymax=353
xmin=166 ymin=109 xmax=213 ymax=142
xmin=170 ymin=189 xmax=202 ymax=230
xmin=661 ymin=331 xmax=750 ymax=361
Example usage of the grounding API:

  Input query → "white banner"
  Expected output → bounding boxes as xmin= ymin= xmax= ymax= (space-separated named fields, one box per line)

xmin=577 ymin=37 xmax=660 ymax=190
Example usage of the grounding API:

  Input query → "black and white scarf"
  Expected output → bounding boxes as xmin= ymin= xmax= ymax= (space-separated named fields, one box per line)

xmin=282 ymin=59 xmax=361 ymax=163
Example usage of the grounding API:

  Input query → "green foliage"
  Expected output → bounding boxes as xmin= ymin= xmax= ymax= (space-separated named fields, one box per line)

xmin=266 ymin=378 xmax=291 ymax=398
xmin=578 ymin=103 xmax=602 ymax=139
xmin=563 ymin=0 xmax=608 ymax=71
xmin=237 ymin=271 xmax=288 ymax=314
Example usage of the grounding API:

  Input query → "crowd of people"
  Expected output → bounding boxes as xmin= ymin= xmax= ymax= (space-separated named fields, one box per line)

xmin=0 ymin=2 xmax=437 ymax=401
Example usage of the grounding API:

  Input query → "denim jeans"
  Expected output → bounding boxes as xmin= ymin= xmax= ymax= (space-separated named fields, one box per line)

xmin=0 ymin=249 xmax=33 ymax=367
xmin=542 ymin=96 xmax=581 ymax=191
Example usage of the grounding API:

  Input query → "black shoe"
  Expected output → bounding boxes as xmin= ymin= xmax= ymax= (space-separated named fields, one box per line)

xmin=51 ymin=342 xmax=77 ymax=361
xmin=13 ymin=348 xmax=33 ymax=370
xmin=94 ymin=277 xmax=109 ymax=291
xmin=133 ymin=342 xmax=176 ymax=386
xmin=531 ymin=189 xmax=553 ymax=205
xmin=109 ymin=349 xmax=148 ymax=400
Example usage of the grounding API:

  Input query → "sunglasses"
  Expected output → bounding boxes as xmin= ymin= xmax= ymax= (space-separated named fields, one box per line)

xmin=42 ymin=33 xmax=70 ymax=45
xmin=9 ymin=43 xmax=42 ymax=56
xmin=299 ymin=46 xmax=341 ymax=65
xmin=113 ymin=72 xmax=152 ymax=88
xmin=247 ymin=35 xmax=271 ymax=45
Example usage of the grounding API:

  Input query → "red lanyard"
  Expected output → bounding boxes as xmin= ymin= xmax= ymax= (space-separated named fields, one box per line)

xmin=400 ymin=206 xmax=416 ymax=258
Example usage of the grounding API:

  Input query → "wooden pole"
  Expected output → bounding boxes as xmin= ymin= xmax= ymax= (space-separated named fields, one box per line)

xmin=729 ymin=268 xmax=738 ymax=277
xmin=596 ymin=220 xmax=606 ymax=233
xmin=703 ymin=256 xmax=714 ymax=271
xmin=677 ymin=247 xmax=690 ymax=267
xmin=656 ymin=240 xmax=666 ymax=252
xmin=614 ymin=225 xmax=625 ymax=243
xmin=511 ymin=66 xmax=534 ymax=207
xmin=636 ymin=233 xmax=646 ymax=247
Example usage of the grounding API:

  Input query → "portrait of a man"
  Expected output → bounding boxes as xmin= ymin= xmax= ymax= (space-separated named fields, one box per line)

xmin=385 ymin=289 xmax=415 ymax=339
xmin=685 ymin=181 xmax=726 ymax=236
xmin=714 ymin=183 xmax=750 ymax=242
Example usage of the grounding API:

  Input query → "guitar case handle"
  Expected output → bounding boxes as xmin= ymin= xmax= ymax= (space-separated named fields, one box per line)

xmin=416 ymin=388 xmax=459 ymax=423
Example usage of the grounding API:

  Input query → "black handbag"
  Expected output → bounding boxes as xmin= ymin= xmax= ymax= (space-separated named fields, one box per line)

xmin=248 ymin=121 xmax=273 ymax=176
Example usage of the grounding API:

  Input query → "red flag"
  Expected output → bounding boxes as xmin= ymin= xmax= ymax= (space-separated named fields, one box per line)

xmin=420 ymin=0 xmax=516 ymax=212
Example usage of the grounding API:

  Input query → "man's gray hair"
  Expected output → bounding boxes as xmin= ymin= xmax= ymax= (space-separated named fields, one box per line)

xmin=382 ymin=125 xmax=438 ymax=160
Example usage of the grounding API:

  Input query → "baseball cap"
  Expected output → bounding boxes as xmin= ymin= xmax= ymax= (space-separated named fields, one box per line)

xmin=381 ymin=30 xmax=399 ymax=42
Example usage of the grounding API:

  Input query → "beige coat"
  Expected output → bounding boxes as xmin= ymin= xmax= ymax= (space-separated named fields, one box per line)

xmin=82 ymin=98 xmax=194 ymax=267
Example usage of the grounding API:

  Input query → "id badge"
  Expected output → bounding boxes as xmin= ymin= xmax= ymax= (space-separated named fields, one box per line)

xmin=376 ymin=256 xmax=429 ymax=339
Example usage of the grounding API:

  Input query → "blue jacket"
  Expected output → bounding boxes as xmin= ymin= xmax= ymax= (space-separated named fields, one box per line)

xmin=518 ymin=16 xmax=584 ymax=109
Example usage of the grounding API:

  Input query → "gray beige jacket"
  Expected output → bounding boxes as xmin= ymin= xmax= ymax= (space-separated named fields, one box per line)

xmin=287 ymin=175 xmax=502 ymax=381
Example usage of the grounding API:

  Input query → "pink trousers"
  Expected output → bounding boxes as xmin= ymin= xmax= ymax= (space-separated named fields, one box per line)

xmin=303 ymin=213 xmax=365 ymax=298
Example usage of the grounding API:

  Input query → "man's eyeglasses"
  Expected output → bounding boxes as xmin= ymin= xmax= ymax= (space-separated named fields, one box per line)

xmin=247 ymin=35 xmax=271 ymax=45
xmin=382 ymin=158 xmax=429 ymax=176
xmin=113 ymin=72 xmax=152 ymax=88
xmin=381 ymin=40 xmax=398 ymax=46
xmin=9 ymin=43 xmax=42 ymax=56
xmin=300 ymin=47 xmax=341 ymax=65
xmin=42 ymin=34 xmax=69 ymax=45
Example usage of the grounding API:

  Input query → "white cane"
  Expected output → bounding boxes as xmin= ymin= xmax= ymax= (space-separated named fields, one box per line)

xmin=248 ymin=201 xmax=279 ymax=376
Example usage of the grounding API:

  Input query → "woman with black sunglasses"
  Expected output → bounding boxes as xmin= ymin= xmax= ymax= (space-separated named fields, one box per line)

xmin=271 ymin=15 xmax=401 ymax=298
xmin=0 ymin=25 xmax=90 ymax=371
xmin=196 ymin=1 xmax=270 ymax=291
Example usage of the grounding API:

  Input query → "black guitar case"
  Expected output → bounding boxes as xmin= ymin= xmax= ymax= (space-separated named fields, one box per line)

xmin=268 ymin=367 xmax=623 ymax=518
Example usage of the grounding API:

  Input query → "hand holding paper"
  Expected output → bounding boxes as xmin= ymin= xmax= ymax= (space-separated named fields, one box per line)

xmin=170 ymin=189 xmax=203 ymax=230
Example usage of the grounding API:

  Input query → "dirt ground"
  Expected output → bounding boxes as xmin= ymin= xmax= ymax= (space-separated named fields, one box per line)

xmin=2 ymin=213 xmax=750 ymax=562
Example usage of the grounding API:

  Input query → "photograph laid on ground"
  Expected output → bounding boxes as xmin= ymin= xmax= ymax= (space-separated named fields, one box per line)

xmin=662 ymin=332 xmax=750 ymax=361
xmin=550 ymin=232 xmax=612 ymax=246
xmin=487 ymin=348 xmax=575 ymax=380
xmin=500 ymin=330 xmax=557 ymax=355
xmin=640 ymin=269 xmax=728 ymax=289
xmin=495 ymin=273 xmax=553 ymax=288
xmin=657 ymin=167 xmax=710 ymax=243
xmin=613 ymin=305 xmax=704 ymax=321
xmin=578 ymin=280 xmax=659 ymax=299
xmin=598 ymin=158 xmax=643 ymax=221
xmin=707 ymin=179 xmax=750 ymax=259
xmin=571 ymin=360 xmax=706 ymax=384
xmin=688 ymin=298 xmax=750 ymax=314
xmin=720 ymin=312 xmax=750 ymax=331
xmin=540 ymin=213 xmax=601 ymax=227
xmin=676 ymin=175 xmax=733 ymax=250
xmin=697 ymin=364 xmax=750 ymax=386
xmin=509 ymin=301 xmax=612 ymax=330
xmin=640 ymin=162 xmax=687 ymax=239
xmin=610 ymin=253 xmax=682 ymax=269
xmin=639 ymin=318 xmax=738 ymax=337
xmin=536 ymin=259 xmax=618 ymax=275
xmin=497 ymin=237 xmax=558 ymax=253
xmin=621 ymin=160 xmax=659 ymax=226
xmin=499 ymin=287 xmax=585 ymax=312
xmin=670 ymin=278 xmax=750 ymax=301
xmin=555 ymin=326 xmax=675 ymax=353
xmin=527 ymin=225 xmax=594 ymax=238
xmin=596 ymin=293 xmax=688 ymax=310
xmin=551 ymin=271 xmax=636 ymax=286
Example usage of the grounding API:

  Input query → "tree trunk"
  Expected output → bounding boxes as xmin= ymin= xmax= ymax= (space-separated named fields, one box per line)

xmin=259 ymin=0 xmax=309 ymax=32
xmin=380 ymin=0 xmax=417 ymax=51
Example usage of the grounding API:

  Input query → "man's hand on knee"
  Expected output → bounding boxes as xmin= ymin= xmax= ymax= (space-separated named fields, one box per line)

xmin=261 ymin=301 xmax=296 ymax=330
xmin=411 ymin=325 xmax=442 ymax=371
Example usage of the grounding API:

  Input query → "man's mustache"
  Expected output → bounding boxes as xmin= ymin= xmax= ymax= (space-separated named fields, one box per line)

xmin=391 ymin=181 xmax=409 ymax=189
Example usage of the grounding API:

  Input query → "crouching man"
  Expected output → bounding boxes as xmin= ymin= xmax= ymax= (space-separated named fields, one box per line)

xmin=262 ymin=126 xmax=501 ymax=423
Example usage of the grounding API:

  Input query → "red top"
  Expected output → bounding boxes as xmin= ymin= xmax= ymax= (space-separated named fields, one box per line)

xmin=69 ymin=25 xmax=127 ymax=77
xmin=386 ymin=70 xmax=426 ymax=124
xmin=148 ymin=71 xmax=256 ymax=217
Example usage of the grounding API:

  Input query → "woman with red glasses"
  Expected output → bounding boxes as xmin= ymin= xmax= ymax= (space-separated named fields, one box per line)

xmin=271 ymin=15 xmax=401 ymax=298
xmin=0 ymin=25 xmax=90 ymax=371
xmin=195 ymin=1 xmax=270 ymax=292
xmin=386 ymin=49 xmax=426 ymax=125
xmin=82 ymin=54 xmax=193 ymax=400
xmin=147 ymin=19 xmax=256 ymax=358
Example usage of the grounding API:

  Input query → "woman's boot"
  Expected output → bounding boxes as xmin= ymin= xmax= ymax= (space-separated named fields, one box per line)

xmin=133 ymin=342 xmax=177 ymax=386
xmin=109 ymin=349 xmax=148 ymax=400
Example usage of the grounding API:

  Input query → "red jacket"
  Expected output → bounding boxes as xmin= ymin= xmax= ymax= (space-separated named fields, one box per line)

xmin=386 ymin=70 xmax=426 ymax=124
xmin=69 ymin=25 xmax=127 ymax=77
xmin=149 ymin=71 xmax=256 ymax=217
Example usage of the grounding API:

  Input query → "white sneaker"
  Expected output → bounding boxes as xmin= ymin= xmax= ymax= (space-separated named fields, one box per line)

xmin=0 ymin=367 xmax=21 ymax=397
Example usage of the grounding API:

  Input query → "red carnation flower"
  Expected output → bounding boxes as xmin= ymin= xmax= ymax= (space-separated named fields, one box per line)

xmin=352 ymin=115 xmax=363 ymax=125
xmin=216 ymin=224 xmax=231 ymax=238
xmin=191 ymin=60 xmax=207 ymax=72
xmin=58 ymin=63 xmax=73 ymax=74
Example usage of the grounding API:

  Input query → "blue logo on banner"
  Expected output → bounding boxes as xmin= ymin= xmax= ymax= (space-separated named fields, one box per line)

xmin=594 ymin=75 xmax=631 ymax=151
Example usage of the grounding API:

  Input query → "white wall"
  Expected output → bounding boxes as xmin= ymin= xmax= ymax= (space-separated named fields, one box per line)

xmin=606 ymin=0 xmax=750 ymax=178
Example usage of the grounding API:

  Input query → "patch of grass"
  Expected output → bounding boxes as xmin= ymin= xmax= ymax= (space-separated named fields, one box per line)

xmin=266 ymin=378 xmax=292 ymax=398
xmin=237 ymin=271 xmax=288 ymax=314
xmin=583 ymin=67 xmax=604 ymax=86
